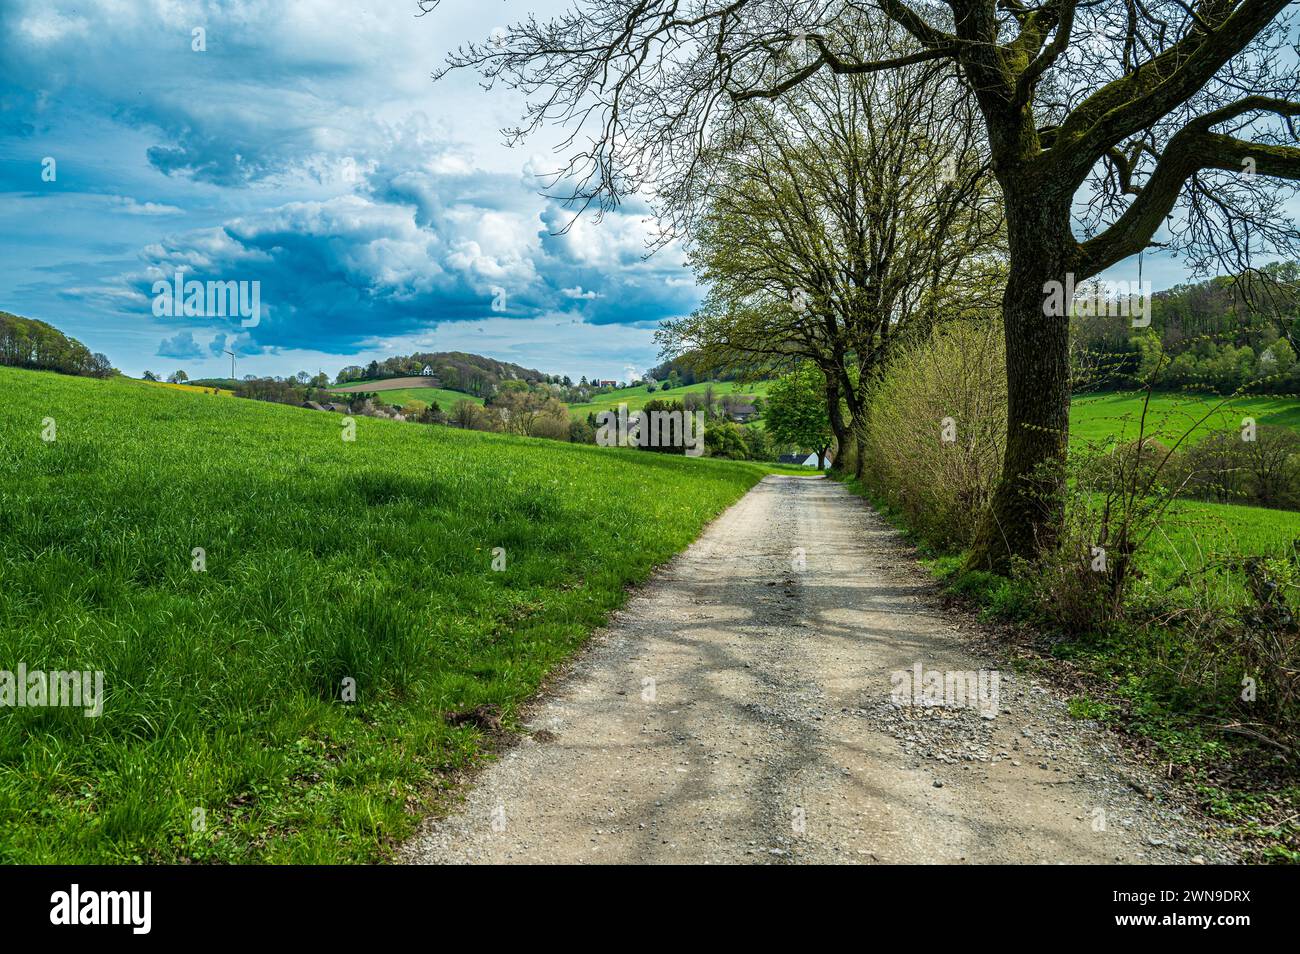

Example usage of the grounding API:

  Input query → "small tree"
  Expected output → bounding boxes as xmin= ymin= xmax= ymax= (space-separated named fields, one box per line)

xmin=765 ymin=365 xmax=834 ymax=468
xmin=1241 ymin=426 xmax=1300 ymax=506
xmin=450 ymin=398 xmax=486 ymax=430
xmin=704 ymin=420 xmax=750 ymax=459
xmin=415 ymin=400 xmax=445 ymax=425
xmin=639 ymin=399 xmax=691 ymax=454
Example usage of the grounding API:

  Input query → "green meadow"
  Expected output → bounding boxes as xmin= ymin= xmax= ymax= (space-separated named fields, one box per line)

xmin=568 ymin=379 xmax=771 ymax=418
xmin=1069 ymin=390 xmax=1300 ymax=446
xmin=1065 ymin=390 xmax=1300 ymax=590
xmin=1138 ymin=498 xmax=1300 ymax=603
xmin=0 ymin=367 xmax=776 ymax=863
xmin=329 ymin=384 xmax=484 ymax=409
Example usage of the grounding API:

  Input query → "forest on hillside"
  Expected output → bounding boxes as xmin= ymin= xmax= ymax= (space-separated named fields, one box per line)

xmin=0 ymin=312 xmax=113 ymax=379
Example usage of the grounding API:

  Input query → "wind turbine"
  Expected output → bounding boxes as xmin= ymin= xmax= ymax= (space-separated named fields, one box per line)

xmin=224 ymin=349 xmax=236 ymax=381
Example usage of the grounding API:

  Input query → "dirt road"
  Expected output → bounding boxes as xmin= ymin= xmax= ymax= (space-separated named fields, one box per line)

xmin=403 ymin=475 xmax=1228 ymax=864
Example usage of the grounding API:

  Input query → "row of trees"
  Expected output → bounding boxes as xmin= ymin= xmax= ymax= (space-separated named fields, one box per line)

xmin=1179 ymin=426 xmax=1300 ymax=508
xmin=441 ymin=392 xmax=580 ymax=442
xmin=436 ymin=390 xmax=790 ymax=461
xmin=430 ymin=0 xmax=1300 ymax=572
xmin=1074 ymin=264 xmax=1300 ymax=394
xmin=0 ymin=312 xmax=113 ymax=378
xmin=657 ymin=28 xmax=1005 ymax=486
xmin=232 ymin=376 xmax=340 ymax=406
xmin=1133 ymin=334 xmax=1299 ymax=394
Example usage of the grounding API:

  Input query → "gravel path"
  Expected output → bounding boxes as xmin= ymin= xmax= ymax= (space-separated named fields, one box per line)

xmin=403 ymin=475 xmax=1232 ymax=864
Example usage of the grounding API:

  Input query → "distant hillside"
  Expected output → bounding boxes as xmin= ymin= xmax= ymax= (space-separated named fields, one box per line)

xmin=336 ymin=351 xmax=548 ymax=398
xmin=647 ymin=352 xmax=773 ymax=386
xmin=568 ymin=379 xmax=772 ymax=418
xmin=327 ymin=378 xmax=485 ymax=410
xmin=0 ymin=310 xmax=114 ymax=378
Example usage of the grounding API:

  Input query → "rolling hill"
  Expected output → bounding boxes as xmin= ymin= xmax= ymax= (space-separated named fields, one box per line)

xmin=568 ymin=379 xmax=772 ymax=418
xmin=328 ymin=376 xmax=485 ymax=409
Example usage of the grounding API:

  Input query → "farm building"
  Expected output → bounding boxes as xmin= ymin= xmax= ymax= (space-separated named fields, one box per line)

xmin=778 ymin=451 xmax=832 ymax=469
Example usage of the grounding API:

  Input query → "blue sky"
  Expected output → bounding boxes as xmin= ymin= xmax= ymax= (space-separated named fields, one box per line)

xmin=0 ymin=0 xmax=694 ymax=382
xmin=0 ymin=2 xmax=1285 ymax=383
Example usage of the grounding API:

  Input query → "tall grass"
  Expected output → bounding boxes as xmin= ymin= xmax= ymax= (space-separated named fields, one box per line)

xmin=0 ymin=367 xmax=773 ymax=863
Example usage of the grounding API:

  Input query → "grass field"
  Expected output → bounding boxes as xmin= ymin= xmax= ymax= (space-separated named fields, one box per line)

xmin=1137 ymin=497 xmax=1300 ymax=602
xmin=0 ymin=366 xmax=779 ymax=863
xmin=144 ymin=380 xmax=234 ymax=397
xmin=330 ymin=385 xmax=485 ymax=409
xmin=1070 ymin=390 xmax=1300 ymax=446
xmin=568 ymin=379 xmax=771 ymax=418
xmin=1063 ymin=390 xmax=1300 ymax=595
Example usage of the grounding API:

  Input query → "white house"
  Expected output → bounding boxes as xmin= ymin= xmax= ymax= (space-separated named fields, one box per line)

xmin=778 ymin=451 xmax=833 ymax=469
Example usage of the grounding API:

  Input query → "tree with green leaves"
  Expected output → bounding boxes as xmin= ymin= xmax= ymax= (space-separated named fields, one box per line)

xmin=765 ymin=365 xmax=834 ymax=468
xmin=658 ymin=34 xmax=1003 ymax=477
xmin=430 ymin=0 xmax=1300 ymax=572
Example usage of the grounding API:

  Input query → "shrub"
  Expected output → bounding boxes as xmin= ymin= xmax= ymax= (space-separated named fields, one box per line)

xmin=639 ymin=399 xmax=690 ymax=454
xmin=1227 ymin=554 xmax=1300 ymax=729
xmin=1017 ymin=437 xmax=1178 ymax=636
xmin=861 ymin=320 xmax=1006 ymax=549
xmin=568 ymin=418 xmax=596 ymax=444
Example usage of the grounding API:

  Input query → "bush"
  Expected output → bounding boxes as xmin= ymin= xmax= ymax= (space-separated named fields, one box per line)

xmin=703 ymin=419 xmax=748 ymax=459
xmin=414 ymin=401 xmax=445 ymax=425
xmin=1177 ymin=425 xmax=1300 ymax=509
xmin=1226 ymin=554 xmax=1300 ymax=729
xmin=861 ymin=320 xmax=1006 ymax=549
xmin=639 ymin=399 xmax=690 ymax=454
xmin=569 ymin=418 xmax=596 ymax=444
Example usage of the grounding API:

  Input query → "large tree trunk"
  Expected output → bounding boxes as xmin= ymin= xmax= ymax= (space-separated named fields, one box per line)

xmin=824 ymin=373 xmax=851 ymax=474
xmin=845 ymin=390 xmax=868 ymax=480
xmin=967 ymin=190 xmax=1075 ymax=573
